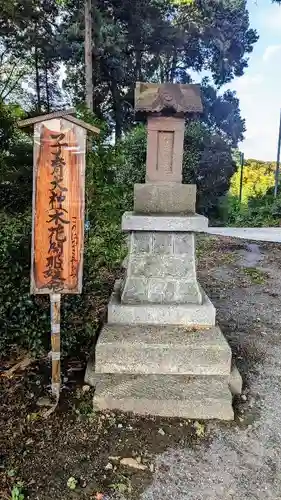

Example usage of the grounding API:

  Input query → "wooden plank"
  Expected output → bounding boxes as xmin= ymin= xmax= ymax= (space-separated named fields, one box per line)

xmin=64 ymin=114 xmax=100 ymax=135
xmin=31 ymin=118 xmax=86 ymax=294
xmin=50 ymin=293 xmax=61 ymax=398
xmin=18 ymin=108 xmax=76 ymax=128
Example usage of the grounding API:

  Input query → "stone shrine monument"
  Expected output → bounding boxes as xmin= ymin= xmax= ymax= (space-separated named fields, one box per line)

xmin=85 ymin=82 xmax=241 ymax=420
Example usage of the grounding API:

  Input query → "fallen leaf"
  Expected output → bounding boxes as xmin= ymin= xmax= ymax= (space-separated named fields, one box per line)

xmin=109 ymin=482 xmax=128 ymax=493
xmin=120 ymin=457 xmax=147 ymax=470
xmin=36 ymin=396 xmax=54 ymax=407
xmin=26 ymin=412 xmax=39 ymax=422
xmin=150 ymin=463 xmax=155 ymax=472
xmin=2 ymin=356 xmax=32 ymax=377
xmin=95 ymin=493 xmax=104 ymax=500
xmin=193 ymin=421 xmax=205 ymax=437
xmin=67 ymin=477 xmax=78 ymax=490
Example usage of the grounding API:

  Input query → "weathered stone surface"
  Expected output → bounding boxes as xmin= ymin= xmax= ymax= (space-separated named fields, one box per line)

xmin=129 ymin=255 xmax=194 ymax=278
xmin=109 ymin=280 xmax=215 ymax=325
xmin=121 ymin=278 xmax=202 ymax=304
xmin=146 ymin=117 xmax=185 ymax=183
xmin=130 ymin=232 xmax=196 ymax=255
xmin=91 ymin=374 xmax=234 ymax=420
xmin=134 ymin=183 xmax=196 ymax=214
xmin=229 ymin=365 xmax=243 ymax=396
xmin=148 ymin=279 xmax=175 ymax=303
xmin=175 ymin=280 xmax=202 ymax=304
xmin=152 ymin=233 xmax=173 ymax=254
xmin=131 ymin=232 xmax=151 ymax=253
xmin=135 ymin=82 xmax=203 ymax=115
xmin=89 ymin=324 xmax=231 ymax=376
xmin=121 ymin=277 xmax=148 ymax=303
xmin=121 ymin=231 xmax=202 ymax=305
xmin=173 ymin=233 xmax=194 ymax=254
xmin=122 ymin=212 xmax=208 ymax=232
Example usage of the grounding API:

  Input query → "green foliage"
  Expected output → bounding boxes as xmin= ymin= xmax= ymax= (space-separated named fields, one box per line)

xmin=0 ymin=211 xmax=49 ymax=355
xmin=0 ymin=107 xmax=131 ymax=357
xmin=183 ymin=119 xmax=236 ymax=216
xmin=11 ymin=483 xmax=25 ymax=500
xmin=230 ymin=159 xmax=275 ymax=205
xmin=225 ymin=191 xmax=281 ymax=228
xmin=242 ymin=267 xmax=267 ymax=285
xmin=115 ymin=125 xmax=147 ymax=189
xmin=171 ymin=0 xmax=194 ymax=4
xmin=223 ymin=159 xmax=281 ymax=227
xmin=67 ymin=477 xmax=78 ymax=490
xmin=61 ymin=0 xmax=257 ymax=134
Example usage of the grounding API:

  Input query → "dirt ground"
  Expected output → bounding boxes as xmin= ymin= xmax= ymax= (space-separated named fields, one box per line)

xmin=1 ymin=235 xmax=281 ymax=500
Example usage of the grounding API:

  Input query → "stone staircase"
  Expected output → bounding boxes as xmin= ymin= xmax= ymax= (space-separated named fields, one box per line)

xmin=85 ymin=278 xmax=238 ymax=420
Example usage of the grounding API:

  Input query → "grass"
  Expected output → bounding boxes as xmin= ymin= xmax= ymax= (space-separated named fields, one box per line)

xmin=242 ymin=267 xmax=268 ymax=284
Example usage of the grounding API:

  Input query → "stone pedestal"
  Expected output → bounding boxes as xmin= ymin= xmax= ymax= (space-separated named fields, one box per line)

xmin=134 ymin=183 xmax=196 ymax=214
xmin=120 ymin=214 xmax=207 ymax=306
xmin=85 ymin=81 xmax=241 ymax=420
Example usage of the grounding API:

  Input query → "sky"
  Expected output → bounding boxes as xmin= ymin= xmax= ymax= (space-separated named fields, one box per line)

xmin=223 ymin=0 xmax=281 ymax=161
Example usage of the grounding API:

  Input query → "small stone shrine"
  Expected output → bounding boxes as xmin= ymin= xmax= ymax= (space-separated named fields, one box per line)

xmin=85 ymin=82 xmax=241 ymax=419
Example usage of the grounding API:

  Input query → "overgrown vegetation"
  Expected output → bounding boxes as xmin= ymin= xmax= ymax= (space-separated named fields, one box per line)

xmin=221 ymin=159 xmax=281 ymax=227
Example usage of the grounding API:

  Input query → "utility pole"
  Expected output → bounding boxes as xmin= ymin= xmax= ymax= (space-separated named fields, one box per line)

xmin=85 ymin=0 xmax=93 ymax=112
xmin=239 ymin=151 xmax=244 ymax=204
xmin=274 ymin=108 xmax=281 ymax=198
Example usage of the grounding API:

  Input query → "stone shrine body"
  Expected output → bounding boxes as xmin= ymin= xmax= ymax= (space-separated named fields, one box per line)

xmin=85 ymin=82 xmax=241 ymax=420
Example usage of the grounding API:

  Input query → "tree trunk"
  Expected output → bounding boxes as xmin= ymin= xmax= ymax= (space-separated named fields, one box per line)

xmin=135 ymin=48 xmax=142 ymax=81
xmin=170 ymin=47 xmax=178 ymax=83
xmin=45 ymin=61 xmax=50 ymax=112
xmin=111 ymin=83 xmax=122 ymax=141
xmin=35 ymin=46 xmax=41 ymax=113
xmin=85 ymin=0 xmax=93 ymax=111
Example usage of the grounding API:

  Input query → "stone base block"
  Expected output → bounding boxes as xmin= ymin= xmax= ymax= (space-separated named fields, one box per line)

xmin=121 ymin=277 xmax=202 ymax=305
xmin=87 ymin=325 xmax=231 ymax=377
xmin=122 ymin=212 xmax=208 ymax=232
xmin=91 ymin=374 xmax=234 ymax=420
xmin=134 ymin=183 xmax=196 ymax=214
xmin=121 ymin=231 xmax=202 ymax=305
xmin=108 ymin=280 xmax=215 ymax=326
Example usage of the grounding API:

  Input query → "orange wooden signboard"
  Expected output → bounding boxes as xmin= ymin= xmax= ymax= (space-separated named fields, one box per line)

xmin=19 ymin=110 xmax=99 ymax=405
xmin=31 ymin=118 xmax=86 ymax=294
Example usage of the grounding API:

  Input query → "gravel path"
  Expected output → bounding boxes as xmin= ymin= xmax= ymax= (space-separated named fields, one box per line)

xmin=141 ymin=238 xmax=281 ymax=500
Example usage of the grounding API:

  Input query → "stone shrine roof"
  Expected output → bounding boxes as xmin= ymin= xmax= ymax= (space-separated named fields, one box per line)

xmin=135 ymin=82 xmax=203 ymax=115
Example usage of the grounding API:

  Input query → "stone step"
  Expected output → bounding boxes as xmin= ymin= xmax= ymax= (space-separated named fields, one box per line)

xmin=91 ymin=374 xmax=234 ymax=420
xmin=108 ymin=280 xmax=216 ymax=326
xmin=88 ymin=325 xmax=231 ymax=377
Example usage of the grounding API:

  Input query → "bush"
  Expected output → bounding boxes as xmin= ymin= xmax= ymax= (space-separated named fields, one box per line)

xmin=0 ymin=208 xmax=128 ymax=357
xmin=0 ymin=211 xmax=49 ymax=355
xmin=0 ymin=108 xmax=131 ymax=358
xmin=225 ymin=192 xmax=281 ymax=227
xmin=0 ymin=102 xmax=33 ymax=214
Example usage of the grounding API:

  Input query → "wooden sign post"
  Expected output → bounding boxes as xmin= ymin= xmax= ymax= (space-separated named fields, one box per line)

xmin=19 ymin=109 xmax=100 ymax=402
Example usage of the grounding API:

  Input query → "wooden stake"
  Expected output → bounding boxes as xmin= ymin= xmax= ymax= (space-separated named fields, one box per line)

xmin=50 ymin=293 xmax=61 ymax=400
